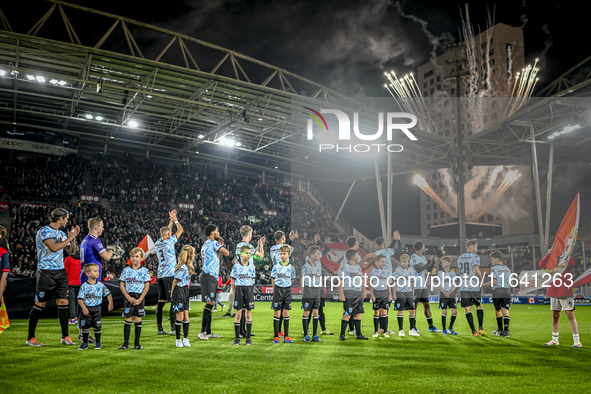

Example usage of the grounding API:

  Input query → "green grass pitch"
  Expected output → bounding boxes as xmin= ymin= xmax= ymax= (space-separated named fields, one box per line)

xmin=0 ymin=302 xmax=589 ymax=393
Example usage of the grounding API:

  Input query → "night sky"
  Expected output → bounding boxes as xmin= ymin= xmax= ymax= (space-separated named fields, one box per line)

xmin=44 ymin=0 xmax=589 ymax=97
xmin=4 ymin=0 xmax=589 ymax=238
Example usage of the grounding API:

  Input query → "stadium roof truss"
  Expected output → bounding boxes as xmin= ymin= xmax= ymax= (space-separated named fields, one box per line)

xmin=0 ymin=1 xmax=455 ymax=182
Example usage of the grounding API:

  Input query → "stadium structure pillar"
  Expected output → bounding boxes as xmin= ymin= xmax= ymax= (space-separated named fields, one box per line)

xmin=104 ymin=143 xmax=107 ymax=154
xmin=335 ymin=180 xmax=356 ymax=222
xmin=456 ymin=83 xmax=466 ymax=254
xmin=374 ymin=158 xmax=387 ymax=239
xmin=530 ymin=124 xmax=546 ymax=253
xmin=262 ymin=169 xmax=265 ymax=184
xmin=543 ymin=143 xmax=554 ymax=257
xmin=386 ymin=152 xmax=392 ymax=238
xmin=224 ymin=163 xmax=228 ymax=179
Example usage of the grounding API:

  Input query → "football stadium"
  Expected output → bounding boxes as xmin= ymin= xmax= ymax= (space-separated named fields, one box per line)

xmin=0 ymin=1 xmax=590 ymax=393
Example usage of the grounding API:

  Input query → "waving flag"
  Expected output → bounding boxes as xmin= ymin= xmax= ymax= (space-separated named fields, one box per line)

xmin=544 ymin=194 xmax=580 ymax=274
xmin=0 ymin=299 xmax=9 ymax=333
xmin=126 ymin=235 xmax=156 ymax=266
xmin=573 ymin=267 xmax=591 ymax=288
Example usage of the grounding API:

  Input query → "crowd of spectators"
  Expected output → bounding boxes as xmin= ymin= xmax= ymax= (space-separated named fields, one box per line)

xmin=0 ymin=154 xmax=84 ymax=202
xmin=89 ymin=155 xmax=174 ymax=205
xmin=1 ymin=152 xmax=349 ymax=285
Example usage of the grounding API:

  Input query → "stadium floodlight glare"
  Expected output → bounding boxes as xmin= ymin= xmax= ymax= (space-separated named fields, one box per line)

xmin=26 ymin=75 xmax=35 ymax=80
xmin=58 ymin=80 xmax=67 ymax=86
xmin=198 ymin=134 xmax=204 ymax=139
xmin=85 ymin=114 xmax=93 ymax=120
xmin=219 ymin=137 xmax=236 ymax=147
xmin=35 ymin=76 xmax=45 ymax=83
xmin=274 ymin=166 xmax=278 ymax=169
xmin=95 ymin=116 xmax=103 ymax=121
xmin=49 ymin=79 xmax=58 ymax=84
xmin=235 ymin=142 xmax=241 ymax=147
xmin=0 ymin=70 xmax=5 ymax=76
xmin=127 ymin=120 xmax=138 ymax=128
xmin=547 ymin=124 xmax=581 ymax=140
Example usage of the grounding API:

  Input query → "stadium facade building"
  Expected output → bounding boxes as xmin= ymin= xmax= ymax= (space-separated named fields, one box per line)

xmin=416 ymin=23 xmax=534 ymax=237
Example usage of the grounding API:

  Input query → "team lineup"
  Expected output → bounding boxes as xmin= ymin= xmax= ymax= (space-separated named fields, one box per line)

xmin=24 ymin=209 xmax=582 ymax=349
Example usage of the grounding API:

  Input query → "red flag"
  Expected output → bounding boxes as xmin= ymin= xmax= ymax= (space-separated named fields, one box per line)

xmin=543 ymin=194 xmax=580 ymax=274
xmin=573 ymin=267 xmax=591 ymax=288
xmin=126 ymin=235 xmax=156 ymax=266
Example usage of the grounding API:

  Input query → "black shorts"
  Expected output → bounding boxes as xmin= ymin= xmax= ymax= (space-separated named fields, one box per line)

xmin=439 ymin=297 xmax=457 ymax=310
xmin=302 ymin=287 xmax=322 ymax=312
xmin=123 ymin=292 xmax=146 ymax=318
xmin=200 ymin=272 xmax=218 ymax=303
xmin=394 ymin=292 xmax=415 ymax=311
xmin=460 ymin=291 xmax=482 ymax=308
xmin=373 ymin=297 xmax=391 ymax=311
xmin=272 ymin=286 xmax=292 ymax=311
xmin=414 ymin=288 xmax=429 ymax=303
xmin=343 ymin=290 xmax=364 ymax=316
xmin=157 ymin=277 xmax=174 ymax=302
xmin=80 ymin=305 xmax=102 ymax=331
xmin=493 ymin=297 xmax=511 ymax=311
xmin=172 ymin=286 xmax=190 ymax=313
xmin=36 ymin=269 xmax=69 ymax=302
xmin=235 ymin=286 xmax=255 ymax=310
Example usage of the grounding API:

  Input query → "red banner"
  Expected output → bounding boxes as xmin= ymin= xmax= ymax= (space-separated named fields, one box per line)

xmin=543 ymin=194 xmax=580 ymax=274
xmin=0 ymin=202 xmax=9 ymax=210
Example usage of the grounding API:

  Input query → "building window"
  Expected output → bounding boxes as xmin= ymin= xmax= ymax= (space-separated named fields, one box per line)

xmin=487 ymin=214 xmax=493 ymax=221
xmin=426 ymin=204 xmax=431 ymax=211
xmin=445 ymin=120 xmax=449 ymax=127
xmin=437 ymin=84 xmax=441 ymax=90
xmin=489 ymin=58 xmax=495 ymax=66
xmin=492 ymin=112 xmax=497 ymax=119
xmin=423 ymin=81 xmax=428 ymax=88
xmin=424 ymin=70 xmax=433 ymax=78
xmin=433 ymin=203 xmax=438 ymax=209
xmin=432 ymin=183 xmax=437 ymax=190
xmin=479 ymin=216 xmax=485 ymax=223
xmin=427 ymin=214 xmax=431 ymax=220
xmin=426 ymin=195 xmax=431 ymax=201
xmin=451 ymin=88 xmax=456 ymax=95
xmin=433 ymin=213 xmax=438 ymax=219
xmin=445 ymin=129 xmax=449 ymax=136
xmin=430 ymin=88 xmax=435 ymax=94
xmin=429 ymin=79 xmax=434 ymax=85
xmin=432 ymin=173 xmax=437 ymax=180
xmin=424 ymin=91 xmax=428 ymax=97
xmin=489 ymin=48 xmax=494 ymax=56
xmin=436 ymin=75 xmax=441 ymax=82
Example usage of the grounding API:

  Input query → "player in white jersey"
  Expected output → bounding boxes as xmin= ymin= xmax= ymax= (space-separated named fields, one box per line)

xmin=338 ymin=236 xmax=375 ymax=335
xmin=457 ymin=240 xmax=486 ymax=337
xmin=373 ymin=231 xmax=402 ymax=274
xmin=27 ymin=208 xmax=80 ymax=347
xmin=229 ymin=225 xmax=265 ymax=335
xmin=270 ymin=230 xmax=301 ymax=337
xmin=410 ymin=240 xmax=441 ymax=333
xmin=199 ymin=224 xmax=229 ymax=340
xmin=119 ymin=248 xmax=151 ymax=350
xmin=155 ymin=210 xmax=183 ymax=335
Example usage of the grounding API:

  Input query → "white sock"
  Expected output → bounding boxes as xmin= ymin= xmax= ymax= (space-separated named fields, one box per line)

xmin=552 ymin=332 xmax=559 ymax=339
xmin=573 ymin=334 xmax=580 ymax=342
